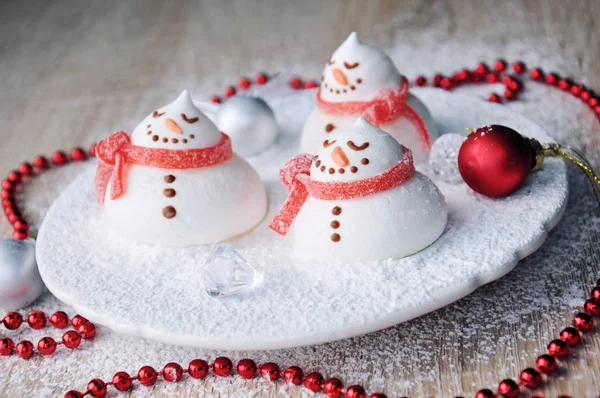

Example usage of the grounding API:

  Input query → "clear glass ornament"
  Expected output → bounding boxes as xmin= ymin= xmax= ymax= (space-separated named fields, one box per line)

xmin=203 ymin=244 xmax=261 ymax=298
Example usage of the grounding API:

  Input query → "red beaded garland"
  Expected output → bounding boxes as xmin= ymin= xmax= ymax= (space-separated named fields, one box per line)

xmin=584 ymin=298 xmax=600 ymax=315
xmin=37 ymin=337 xmax=57 ymax=355
xmin=415 ymin=75 xmax=427 ymax=86
xmin=497 ymin=379 xmax=519 ymax=398
xmin=0 ymin=338 xmax=14 ymax=356
xmin=7 ymin=170 xmax=21 ymax=183
xmin=237 ymin=358 xmax=257 ymax=379
xmin=283 ymin=366 xmax=304 ymax=385
xmin=188 ymin=359 xmax=209 ymax=379
xmin=536 ymin=354 xmax=557 ymax=374
xmin=303 ymin=372 xmax=324 ymax=392
xmin=87 ymin=378 xmax=107 ymax=397
xmin=62 ymin=331 xmax=82 ymax=349
xmin=238 ymin=77 xmax=251 ymax=90
xmin=519 ymin=367 xmax=542 ymax=388
xmin=112 ymin=371 xmax=132 ymax=391
xmin=138 ymin=365 xmax=159 ymax=386
xmin=213 ymin=356 xmax=233 ymax=377
xmin=259 ymin=362 xmax=280 ymax=381
xmin=289 ymin=76 xmax=303 ymax=90
xmin=573 ymin=312 xmax=593 ymax=332
xmin=486 ymin=73 xmax=500 ymax=84
xmin=70 ymin=147 xmax=87 ymax=161
xmin=18 ymin=162 xmax=33 ymax=176
xmin=547 ymin=339 xmax=568 ymax=358
xmin=494 ymin=59 xmax=507 ymax=73
xmin=475 ymin=389 xmax=496 ymax=398
xmin=77 ymin=321 xmax=97 ymax=340
xmin=560 ymin=327 xmax=581 ymax=346
xmin=475 ymin=62 xmax=489 ymax=76
xmin=71 ymin=314 xmax=88 ymax=328
xmin=345 ymin=385 xmax=367 ymax=398
xmin=529 ymin=68 xmax=544 ymax=81
xmin=544 ymin=72 xmax=559 ymax=86
xmin=51 ymin=151 xmax=68 ymax=165
xmin=33 ymin=155 xmax=49 ymax=169
xmin=255 ymin=73 xmax=268 ymax=85
xmin=26 ymin=311 xmax=46 ymax=329
xmin=163 ymin=362 xmax=184 ymax=382
xmin=223 ymin=86 xmax=236 ymax=98
xmin=3 ymin=312 xmax=23 ymax=330
xmin=15 ymin=340 xmax=34 ymax=359
xmin=323 ymin=377 xmax=344 ymax=398
xmin=512 ymin=61 xmax=526 ymax=74
xmin=50 ymin=311 xmax=70 ymax=329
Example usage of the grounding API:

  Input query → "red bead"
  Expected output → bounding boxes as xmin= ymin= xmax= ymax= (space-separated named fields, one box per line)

xmin=573 ymin=312 xmax=593 ymax=331
xmin=453 ymin=69 xmax=471 ymax=83
xmin=580 ymin=90 xmax=592 ymax=101
xmin=440 ymin=77 xmax=454 ymax=90
xmin=594 ymin=105 xmax=600 ymax=115
xmin=52 ymin=151 xmax=68 ymax=165
xmin=213 ymin=356 xmax=233 ymax=377
xmin=87 ymin=379 xmax=107 ymax=397
xmin=544 ymin=73 xmax=558 ymax=86
xmin=303 ymin=372 xmax=324 ymax=392
xmin=529 ymin=68 xmax=544 ymax=81
xmin=33 ymin=155 xmax=49 ymax=169
xmin=14 ymin=221 xmax=29 ymax=233
xmin=589 ymin=97 xmax=599 ymax=107
xmin=289 ymin=77 xmax=303 ymax=90
xmin=62 ymin=331 xmax=82 ymax=349
xmin=536 ymin=354 xmax=557 ymax=374
xmin=71 ymin=314 xmax=87 ymax=328
xmin=504 ymin=89 xmax=517 ymax=100
xmin=70 ymin=147 xmax=87 ymax=161
xmin=237 ymin=358 xmax=257 ymax=379
xmin=89 ymin=144 xmax=97 ymax=157
xmin=259 ymin=362 xmax=281 ymax=382
xmin=112 ymin=371 xmax=132 ymax=391
xmin=210 ymin=96 xmax=222 ymax=104
xmin=8 ymin=213 xmax=21 ymax=226
xmin=558 ymin=78 xmax=571 ymax=91
xmin=570 ymin=84 xmax=583 ymax=96
xmin=304 ymin=80 xmax=318 ymax=89
xmin=138 ymin=365 xmax=158 ymax=386
xmin=255 ymin=73 xmax=268 ymax=85
xmin=13 ymin=231 xmax=28 ymax=241
xmin=369 ymin=394 xmax=388 ymax=398
xmin=548 ymin=339 xmax=568 ymax=357
xmin=0 ymin=338 xmax=14 ymax=355
xmin=37 ymin=337 xmax=57 ymax=355
xmin=238 ymin=77 xmax=251 ymax=90
xmin=283 ymin=366 xmax=303 ymax=385
xmin=18 ymin=162 xmax=32 ymax=176
xmin=494 ymin=59 xmax=507 ymax=73
xmin=7 ymin=170 xmax=22 ymax=183
xmin=188 ymin=359 xmax=209 ymax=379
xmin=15 ymin=340 xmax=34 ymax=359
xmin=163 ymin=362 xmax=183 ymax=382
xmin=560 ymin=327 xmax=581 ymax=345
xmin=458 ymin=125 xmax=533 ymax=197
xmin=592 ymin=286 xmax=600 ymax=300
xmin=497 ymin=379 xmax=519 ymax=398
xmin=64 ymin=391 xmax=83 ymax=398
xmin=50 ymin=311 xmax=70 ymax=329
xmin=519 ymin=368 xmax=542 ymax=388
xmin=584 ymin=298 xmax=600 ymax=315
xmin=1 ymin=179 xmax=12 ymax=190
xmin=3 ymin=312 xmax=23 ymax=330
xmin=223 ymin=86 xmax=236 ymax=98
xmin=488 ymin=93 xmax=502 ymax=103
xmin=1 ymin=189 xmax=14 ymax=200
xmin=475 ymin=389 xmax=496 ymax=398
xmin=471 ymin=73 xmax=483 ymax=83
xmin=77 ymin=321 xmax=97 ymax=339
xmin=345 ymin=385 xmax=367 ymax=398
xmin=323 ymin=378 xmax=344 ymax=397
xmin=512 ymin=61 xmax=526 ymax=74
xmin=415 ymin=76 xmax=427 ymax=86
xmin=27 ymin=311 xmax=46 ymax=329
xmin=486 ymin=73 xmax=500 ymax=84
xmin=475 ymin=63 xmax=489 ymax=76
xmin=433 ymin=73 xmax=444 ymax=86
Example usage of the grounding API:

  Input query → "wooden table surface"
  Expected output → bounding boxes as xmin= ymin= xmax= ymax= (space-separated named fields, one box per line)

xmin=1 ymin=1 xmax=600 ymax=396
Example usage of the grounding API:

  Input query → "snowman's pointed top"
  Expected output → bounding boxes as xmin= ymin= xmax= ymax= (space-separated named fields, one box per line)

xmin=345 ymin=31 xmax=359 ymax=44
xmin=174 ymin=89 xmax=193 ymax=105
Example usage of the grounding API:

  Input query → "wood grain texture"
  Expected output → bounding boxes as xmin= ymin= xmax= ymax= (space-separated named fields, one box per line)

xmin=1 ymin=0 xmax=599 ymax=396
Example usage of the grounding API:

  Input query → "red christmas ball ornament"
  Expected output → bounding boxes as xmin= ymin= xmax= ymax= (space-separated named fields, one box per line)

xmin=475 ymin=389 xmax=496 ymax=398
xmin=3 ymin=312 xmax=23 ymax=330
xmin=584 ymin=298 xmax=600 ymax=315
xmin=87 ymin=379 xmax=107 ymax=398
xmin=188 ymin=359 xmax=209 ymax=379
xmin=548 ymin=339 xmax=568 ymax=358
xmin=112 ymin=371 xmax=132 ymax=391
xmin=213 ymin=356 xmax=233 ymax=377
xmin=303 ymin=372 xmax=324 ymax=392
xmin=283 ymin=366 xmax=304 ymax=385
xmin=0 ymin=337 xmax=14 ymax=356
xmin=37 ymin=337 xmax=57 ymax=355
xmin=259 ymin=362 xmax=281 ymax=382
xmin=50 ymin=311 xmax=69 ymax=329
xmin=345 ymin=385 xmax=367 ymax=398
xmin=15 ymin=340 xmax=34 ymax=359
xmin=237 ymin=358 xmax=257 ymax=379
xmin=138 ymin=365 xmax=158 ymax=386
xmin=323 ymin=378 xmax=344 ymax=397
xmin=497 ymin=379 xmax=519 ymax=398
xmin=458 ymin=125 xmax=535 ymax=197
xmin=163 ymin=362 xmax=183 ymax=382
xmin=573 ymin=312 xmax=593 ymax=331
xmin=560 ymin=327 xmax=581 ymax=346
xmin=62 ymin=331 xmax=82 ymax=349
xmin=519 ymin=367 xmax=542 ymax=388
xmin=536 ymin=354 xmax=557 ymax=374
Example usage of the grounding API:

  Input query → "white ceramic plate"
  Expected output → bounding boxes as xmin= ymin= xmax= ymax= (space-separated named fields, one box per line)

xmin=36 ymin=88 xmax=567 ymax=350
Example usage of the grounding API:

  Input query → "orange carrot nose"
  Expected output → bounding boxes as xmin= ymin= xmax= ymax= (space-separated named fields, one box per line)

xmin=164 ymin=118 xmax=182 ymax=134
xmin=331 ymin=146 xmax=349 ymax=167
xmin=332 ymin=68 xmax=348 ymax=86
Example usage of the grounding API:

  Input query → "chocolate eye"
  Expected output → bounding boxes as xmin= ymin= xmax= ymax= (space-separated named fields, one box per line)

xmin=323 ymin=139 xmax=337 ymax=148
xmin=152 ymin=111 xmax=165 ymax=118
xmin=344 ymin=62 xmax=359 ymax=69
xmin=327 ymin=58 xmax=335 ymax=65
xmin=181 ymin=113 xmax=199 ymax=124
xmin=347 ymin=141 xmax=369 ymax=151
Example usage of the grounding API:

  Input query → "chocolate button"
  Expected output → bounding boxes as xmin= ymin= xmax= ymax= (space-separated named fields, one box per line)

xmin=331 ymin=233 xmax=341 ymax=242
xmin=163 ymin=188 xmax=176 ymax=198
xmin=163 ymin=206 xmax=176 ymax=219
xmin=164 ymin=175 xmax=176 ymax=183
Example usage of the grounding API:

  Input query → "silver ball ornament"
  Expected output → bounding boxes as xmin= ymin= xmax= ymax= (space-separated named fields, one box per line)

xmin=427 ymin=133 xmax=466 ymax=184
xmin=0 ymin=240 xmax=44 ymax=310
xmin=214 ymin=95 xmax=278 ymax=156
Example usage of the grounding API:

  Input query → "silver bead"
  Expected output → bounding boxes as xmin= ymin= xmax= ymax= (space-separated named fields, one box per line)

xmin=214 ymin=95 xmax=278 ymax=156
xmin=0 ymin=240 xmax=44 ymax=310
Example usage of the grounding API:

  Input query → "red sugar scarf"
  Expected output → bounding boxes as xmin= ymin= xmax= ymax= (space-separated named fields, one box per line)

xmin=316 ymin=76 xmax=431 ymax=150
xmin=269 ymin=147 xmax=415 ymax=236
xmin=95 ymin=131 xmax=232 ymax=204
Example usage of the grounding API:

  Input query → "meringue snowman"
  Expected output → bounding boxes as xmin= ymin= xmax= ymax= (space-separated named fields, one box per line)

xmin=96 ymin=90 xmax=267 ymax=246
xmin=272 ymin=118 xmax=447 ymax=262
xmin=300 ymin=32 xmax=437 ymax=164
